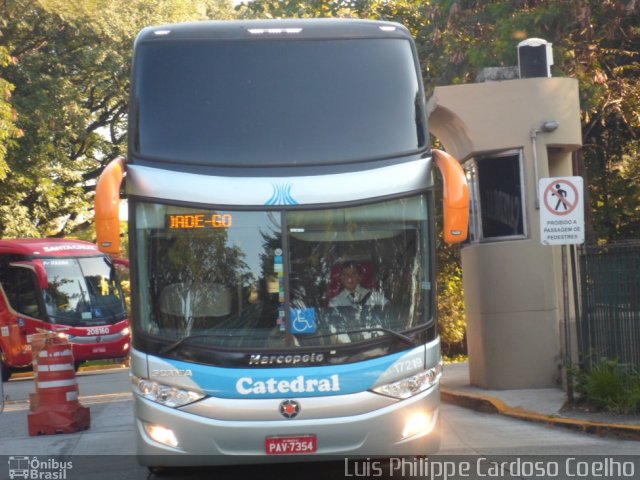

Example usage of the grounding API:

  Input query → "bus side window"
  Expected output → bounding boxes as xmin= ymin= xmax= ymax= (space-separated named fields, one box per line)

xmin=2 ymin=267 xmax=45 ymax=320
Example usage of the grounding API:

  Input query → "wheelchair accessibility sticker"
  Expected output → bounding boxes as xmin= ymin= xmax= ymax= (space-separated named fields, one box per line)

xmin=290 ymin=308 xmax=317 ymax=334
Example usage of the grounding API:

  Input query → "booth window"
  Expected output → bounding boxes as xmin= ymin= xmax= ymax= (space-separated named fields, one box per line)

xmin=464 ymin=150 xmax=526 ymax=242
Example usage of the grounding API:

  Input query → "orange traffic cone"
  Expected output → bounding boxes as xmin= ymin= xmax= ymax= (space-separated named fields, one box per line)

xmin=28 ymin=334 xmax=90 ymax=435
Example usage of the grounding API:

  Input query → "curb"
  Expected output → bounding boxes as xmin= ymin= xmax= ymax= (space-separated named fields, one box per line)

xmin=441 ymin=387 xmax=640 ymax=441
xmin=10 ymin=363 xmax=128 ymax=380
xmin=80 ymin=363 xmax=129 ymax=372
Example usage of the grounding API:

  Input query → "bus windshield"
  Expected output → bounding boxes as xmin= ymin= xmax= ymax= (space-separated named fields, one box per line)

xmin=135 ymin=194 xmax=432 ymax=352
xmin=132 ymin=38 xmax=425 ymax=166
xmin=42 ymin=257 xmax=127 ymax=326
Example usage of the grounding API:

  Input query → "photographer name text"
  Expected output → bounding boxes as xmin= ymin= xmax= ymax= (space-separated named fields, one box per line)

xmin=345 ymin=457 xmax=635 ymax=479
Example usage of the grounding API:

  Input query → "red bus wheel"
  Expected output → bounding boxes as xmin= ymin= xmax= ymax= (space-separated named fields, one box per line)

xmin=0 ymin=349 xmax=12 ymax=382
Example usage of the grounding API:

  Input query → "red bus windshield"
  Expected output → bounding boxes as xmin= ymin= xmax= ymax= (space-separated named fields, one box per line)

xmin=42 ymin=256 xmax=126 ymax=326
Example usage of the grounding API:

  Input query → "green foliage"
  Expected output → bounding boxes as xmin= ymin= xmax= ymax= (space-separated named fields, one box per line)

xmin=0 ymin=44 xmax=21 ymax=180
xmin=424 ymin=0 xmax=640 ymax=243
xmin=437 ymin=246 xmax=467 ymax=357
xmin=38 ymin=0 xmax=235 ymax=39
xmin=117 ymin=266 xmax=132 ymax=316
xmin=0 ymin=0 xmax=234 ymax=238
xmin=574 ymin=357 xmax=640 ymax=414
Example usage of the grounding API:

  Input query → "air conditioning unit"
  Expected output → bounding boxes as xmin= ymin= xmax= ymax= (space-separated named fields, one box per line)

xmin=518 ymin=38 xmax=553 ymax=78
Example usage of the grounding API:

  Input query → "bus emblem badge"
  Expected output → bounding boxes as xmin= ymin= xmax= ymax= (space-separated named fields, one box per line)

xmin=279 ymin=400 xmax=300 ymax=419
xmin=266 ymin=183 xmax=299 ymax=206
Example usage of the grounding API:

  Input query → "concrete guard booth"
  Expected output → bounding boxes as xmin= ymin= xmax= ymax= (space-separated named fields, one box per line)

xmin=427 ymin=76 xmax=582 ymax=389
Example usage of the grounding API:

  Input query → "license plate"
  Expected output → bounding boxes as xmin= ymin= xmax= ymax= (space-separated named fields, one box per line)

xmin=265 ymin=435 xmax=317 ymax=455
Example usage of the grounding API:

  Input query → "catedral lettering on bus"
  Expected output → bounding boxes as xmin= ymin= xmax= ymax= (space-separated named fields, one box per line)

xmin=236 ymin=374 xmax=341 ymax=395
xmin=94 ymin=19 xmax=469 ymax=469
xmin=0 ymin=238 xmax=130 ymax=382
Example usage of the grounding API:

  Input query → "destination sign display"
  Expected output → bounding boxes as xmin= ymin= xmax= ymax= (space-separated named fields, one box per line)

xmin=166 ymin=213 xmax=233 ymax=230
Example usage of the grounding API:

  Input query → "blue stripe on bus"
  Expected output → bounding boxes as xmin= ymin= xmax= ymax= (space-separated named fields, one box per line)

xmin=162 ymin=349 xmax=415 ymax=399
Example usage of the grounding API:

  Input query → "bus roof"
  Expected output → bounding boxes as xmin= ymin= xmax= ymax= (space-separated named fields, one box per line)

xmin=130 ymin=18 xmax=426 ymax=169
xmin=135 ymin=18 xmax=411 ymax=44
xmin=0 ymin=238 xmax=101 ymax=257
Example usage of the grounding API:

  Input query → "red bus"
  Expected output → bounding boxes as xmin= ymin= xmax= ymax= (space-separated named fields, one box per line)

xmin=0 ymin=238 xmax=130 ymax=381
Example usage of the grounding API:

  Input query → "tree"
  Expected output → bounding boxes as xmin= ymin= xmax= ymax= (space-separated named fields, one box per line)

xmin=0 ymin=42 xmax=22 ymax=181
xmin=0 ymin=0 xmax=234 ymax=238
xmin=427 ymin=0 xmax=640 ymax=243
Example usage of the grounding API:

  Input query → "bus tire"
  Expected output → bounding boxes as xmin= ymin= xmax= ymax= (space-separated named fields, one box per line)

xmin=147 ymin=466 xmax=171 ymax=476
xmin=1 ymin=349 xmax=11 ymax=382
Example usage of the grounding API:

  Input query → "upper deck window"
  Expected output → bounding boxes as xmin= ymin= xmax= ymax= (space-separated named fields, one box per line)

xmin=132 ymin=38 xmax=425 ymax=166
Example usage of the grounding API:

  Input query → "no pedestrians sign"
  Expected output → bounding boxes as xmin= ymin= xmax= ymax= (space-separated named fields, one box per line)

xmin=539 ymin=176 xmax=584 ymax=245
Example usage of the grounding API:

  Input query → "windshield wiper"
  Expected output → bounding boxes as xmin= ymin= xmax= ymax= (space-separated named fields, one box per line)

xmin=158 ymin=332 xmax=265 ymax=356
xmin=93 ymin=305 xmax=125 ymax=324
xmin=301 ymin=327 xmax=416 ymax=347
xmin=46 ymin=313 xmax=80 ymax=324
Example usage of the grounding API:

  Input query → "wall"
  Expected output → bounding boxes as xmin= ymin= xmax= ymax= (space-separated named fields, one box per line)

xmin=428 ymin=77 xmax=582 ymax=389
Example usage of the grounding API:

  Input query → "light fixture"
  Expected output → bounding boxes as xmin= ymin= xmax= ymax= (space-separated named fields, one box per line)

xmin=401 ymin=412 xmax=435 ymax=439
xmin=531 ymin=120 xmax=559 ymax=208
xmin=248 ymin=28 xmax=302 ymax=35
xmin=372 ymin=362 xmax=443 ymax=399
xmin=144 ymin=422 xmax=179 ymax=448
xmin=540 ymin=120 xmax=559 ymax=133
xmin=131 ymin=375 xmax=205 ymax=408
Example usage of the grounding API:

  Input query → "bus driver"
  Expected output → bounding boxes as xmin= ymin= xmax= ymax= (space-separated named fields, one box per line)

xmin=329 ymin=261 xmax=388 ymax=307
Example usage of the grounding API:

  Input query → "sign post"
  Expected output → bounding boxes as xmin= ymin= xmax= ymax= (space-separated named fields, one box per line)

xmin=539 ymin=176 xmax=585 ymax=402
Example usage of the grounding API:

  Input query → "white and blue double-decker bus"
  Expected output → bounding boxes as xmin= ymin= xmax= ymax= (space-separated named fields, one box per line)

xmin=95 ymin=19 xmax=468 ymax=468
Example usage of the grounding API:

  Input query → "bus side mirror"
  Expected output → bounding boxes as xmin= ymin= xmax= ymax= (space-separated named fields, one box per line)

xmin=112 ymin=258 xmax=130 ymax=268
xmin=10 ymin=260 xmax=49 ymax=289
xmin=95 ymin=156 xmax=126 ymax=255
xmin=433 ymin=149 xmax=469 ymax=244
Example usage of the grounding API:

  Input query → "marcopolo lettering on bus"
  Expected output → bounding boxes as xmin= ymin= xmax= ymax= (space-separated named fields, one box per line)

xmin=236 ymin=374 xmax=340 ymax=395
xmin=248 ymin=353 xmax=324 ymax=365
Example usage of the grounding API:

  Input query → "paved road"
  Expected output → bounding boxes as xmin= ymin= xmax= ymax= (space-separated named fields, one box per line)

xmin=1 ymin=370 xmax=638 ymax=479
xmin=1 ymin=367 xmax=130 ymax=402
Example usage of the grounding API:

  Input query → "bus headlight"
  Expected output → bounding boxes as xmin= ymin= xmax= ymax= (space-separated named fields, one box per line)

xmin=371 ymin=362 xmax=443 ymax=399
xmin=131 ymin=375 xmax=205 ymax=408
xmin=143 ymin=422 xmax=179 ymax=448
xmin=402 ymin=412 xmax=433 ymax=439
xmin=120 ymin=327 xmax=130 ymax=337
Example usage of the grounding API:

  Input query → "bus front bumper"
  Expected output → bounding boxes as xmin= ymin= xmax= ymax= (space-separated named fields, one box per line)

xmin=69 ymin=335 xmax=130 ymax=362
xmin=135 ymin=385 xmax=440 ymax=467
